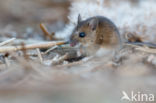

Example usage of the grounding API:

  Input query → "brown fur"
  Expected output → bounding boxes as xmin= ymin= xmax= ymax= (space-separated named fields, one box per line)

xmin=95 ymin=21 xmax=120 ymax=48
xmin=70 ymin=16 xmax=121 ymax=55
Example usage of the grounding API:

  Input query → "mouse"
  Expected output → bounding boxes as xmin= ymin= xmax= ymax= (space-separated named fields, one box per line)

xmin=69 ymin=15 xmax=122 ymax=56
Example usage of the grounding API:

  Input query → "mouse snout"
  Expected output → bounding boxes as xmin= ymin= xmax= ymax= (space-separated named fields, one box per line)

xmin=69 ymin=39 xmax=78 ymax=47
xmin=69 ymin=34 xmax=79 ymax=47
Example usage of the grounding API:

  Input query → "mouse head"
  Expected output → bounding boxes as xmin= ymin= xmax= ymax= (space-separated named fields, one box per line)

xmin=70 ymin=14 xmax=99 ymax=47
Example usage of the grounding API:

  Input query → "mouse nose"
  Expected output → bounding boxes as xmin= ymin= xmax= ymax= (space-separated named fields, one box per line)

xmin=67 ymin=39 xmax=77 ymax=47
xmin=68 ymin=34 xmax=78 ymax=47
xmin=70 ymin=42 xmax=77 ymax=47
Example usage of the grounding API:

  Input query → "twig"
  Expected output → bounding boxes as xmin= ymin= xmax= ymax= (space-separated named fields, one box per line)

xmin=52 ymin=53 xmax=68 ymax=65
xmin=58 ymin=60 xmax=84 ymax=68
xmin=0 ymin=37 xmax=44 ymax=45
xmin=44 ymin=45 xmax=58 ymax=54
xmin=40 ymin=23 xmax=53 ymax=40
xmin=21 ymin=43 xmax=29 ymax=60
xmin=0 ymin=38 xmax=16 ymax=46
xmin=40 ymin=23 xmax=63 ymax=41
xmin=135 ymin=47 xmax=156 ymax=54
xmin=36 ymin=48 xmax=43 ymax=63
xmin=4 ymin=57 xmax=10 ymax=67
xmin=0 ymin=41 xmax=66 ymax=53
xmin=124 ymin=43 xmax=141 ymax=48
xmin=125 ymin=43 xmax=156 ymax=54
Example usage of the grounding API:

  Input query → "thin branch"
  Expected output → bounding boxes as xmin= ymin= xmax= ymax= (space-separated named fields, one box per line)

xmin=124 ymin=43 xmax=141 ymax=48
xmin=40 ymin=23 xmax=63 ymax=41
xmin=0 ymin=41 xmax=66 ymax=53
xmin=124 ymin=43 xmax=156 ymax=54
xmin=4 ymin=57 xmax=10 ymax=67
xmin=135 ymin=47 xmax=156 ymax=54
xmin=60 ymin=60 xmax=83 ymax=67
xmin=40 ymin=23 xmax=53 ymax=40
xmin=36 ymin=48 xmax=43 ymax=63
xmin=0 ymin=37 xmax=43 ymax=45
xmin=52 ymin=53 xmax=69 ymax=65
xmin=0 ymin=38 xmax=16 ymax=46
xmin=44 ymin=45 xmax=58 ymax=54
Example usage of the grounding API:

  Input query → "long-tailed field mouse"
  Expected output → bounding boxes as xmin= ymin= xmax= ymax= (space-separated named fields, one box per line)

xmin=69 ymin=15 xmax=121 ymax=56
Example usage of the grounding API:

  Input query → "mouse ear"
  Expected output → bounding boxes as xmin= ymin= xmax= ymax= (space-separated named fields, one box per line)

xmin=88 ymin=18 xmax=99 ymax=31
xmin=77 ymin=14 xmax=82 ymax=24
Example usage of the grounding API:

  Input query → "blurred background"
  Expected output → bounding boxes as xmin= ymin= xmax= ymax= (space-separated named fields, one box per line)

xmin=0 ymin=0 xmax=70 ymax=39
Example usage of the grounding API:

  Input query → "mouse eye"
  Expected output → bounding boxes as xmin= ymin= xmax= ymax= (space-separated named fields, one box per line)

xmin=79 ymin=32 xmax=86 ymax=38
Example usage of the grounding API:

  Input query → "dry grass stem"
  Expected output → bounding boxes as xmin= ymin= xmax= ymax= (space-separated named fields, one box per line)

xmin=0 ymin=37 xmax=44 ymax=45
xmin=0 ymin=41 xmax=66 ymax=53
xmin=125 ymin=43 xmax=156 ymax=54
xmin=40 ymin=23 xmax=53 ymax=40
xmin=60 ymin=60 xmax=84 ymax=68
xmin=52 ymin=53 xmax=69 ymax=65
xmin=136 ymin=47 xmax=156 ymax=54
xmin=44 ymin=45 xmax=58 ymax=54
xmin=4 ymin=57 xmax=10 ymax=67
xmin=36 ymin=48 xmax=43 ymax=63
xmin=0 ymin=38 xmax=16 ymax=46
